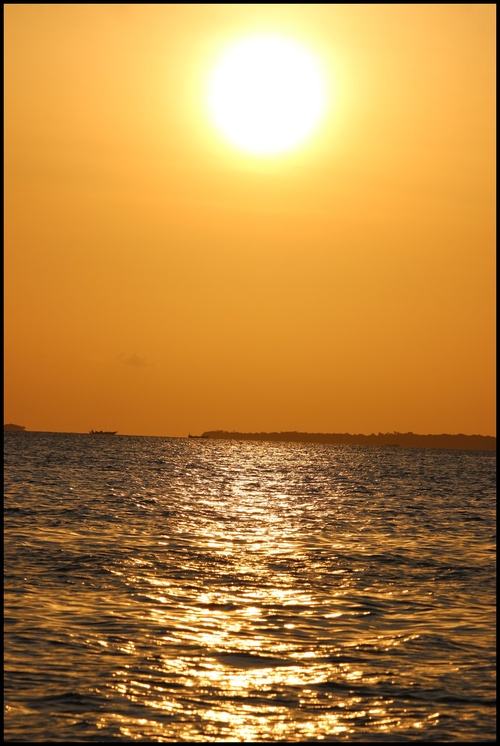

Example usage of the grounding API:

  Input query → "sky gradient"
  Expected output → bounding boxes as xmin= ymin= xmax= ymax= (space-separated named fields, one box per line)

xmin=5 ymin=4 xmax=496 ymax=437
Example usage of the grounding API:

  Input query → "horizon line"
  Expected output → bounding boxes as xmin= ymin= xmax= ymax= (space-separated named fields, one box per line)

xmin=4 ymin=426 xmax=496 ymax=439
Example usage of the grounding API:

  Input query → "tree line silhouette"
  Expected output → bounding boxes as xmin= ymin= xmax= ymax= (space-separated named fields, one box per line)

xmin=200 ymin=431 xmax=495 ymax=451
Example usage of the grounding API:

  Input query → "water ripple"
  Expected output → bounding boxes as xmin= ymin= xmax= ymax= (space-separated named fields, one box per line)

xmin=4 ymin=433 xmax=496 ymax=741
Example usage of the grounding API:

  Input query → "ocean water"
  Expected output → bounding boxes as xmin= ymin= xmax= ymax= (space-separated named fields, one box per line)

xmin=4 ymin=432 xmax=496 ymax=742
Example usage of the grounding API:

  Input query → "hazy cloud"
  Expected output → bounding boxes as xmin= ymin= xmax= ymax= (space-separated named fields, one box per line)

xmin=116 ymin=353 xmax=151 ymax=368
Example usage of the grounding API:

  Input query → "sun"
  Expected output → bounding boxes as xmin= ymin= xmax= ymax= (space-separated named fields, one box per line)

xmin=207 ymin=35 xmax=327 ymax=156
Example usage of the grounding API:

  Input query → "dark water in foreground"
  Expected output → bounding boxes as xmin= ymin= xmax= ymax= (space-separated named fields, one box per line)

xmin=4 ymin=432 xmax=496 ymax=742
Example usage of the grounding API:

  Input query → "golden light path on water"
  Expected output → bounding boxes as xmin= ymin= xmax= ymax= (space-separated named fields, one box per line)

xmin=83 ymin=446 xmax=446 ymax=741
xmin=6 ymin=436 xmax=495 ymax=741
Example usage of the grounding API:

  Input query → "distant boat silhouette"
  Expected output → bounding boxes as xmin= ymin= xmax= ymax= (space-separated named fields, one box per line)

xmin=89 ymin=430 xmax=117 ymax=435
xmin=188 ymin=434 xmax=208 ymax=439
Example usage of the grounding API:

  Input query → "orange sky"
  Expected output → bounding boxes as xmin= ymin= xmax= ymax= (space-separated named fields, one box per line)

xmin=4 ymin=4 xmax=496 ymax=437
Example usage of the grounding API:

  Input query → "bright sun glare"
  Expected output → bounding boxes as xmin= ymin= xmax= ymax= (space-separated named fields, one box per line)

xmin=207 ymin=35 xmax=327 ymax=156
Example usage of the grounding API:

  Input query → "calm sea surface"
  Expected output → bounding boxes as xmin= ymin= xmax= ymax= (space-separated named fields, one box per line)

xmin=4 ymin=432 xmax=496 ymax=742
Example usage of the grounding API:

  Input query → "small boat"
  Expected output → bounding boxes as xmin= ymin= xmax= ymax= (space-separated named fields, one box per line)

xmin=188 ymin=434 xmax=208 ymax=439
xmin=89 ymin=430 xmax=117 ymax=435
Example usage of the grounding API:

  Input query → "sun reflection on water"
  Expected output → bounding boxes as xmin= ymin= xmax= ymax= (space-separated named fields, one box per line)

xmin=5 ymin=435 xmax=495 ymax=741
xmin=46 ymin=444 xmax=480 ymax=740
xmin=99 ymin=454 xmax=391 ymax=739
xmin=100 ymin=465 xmax=418 ymax=740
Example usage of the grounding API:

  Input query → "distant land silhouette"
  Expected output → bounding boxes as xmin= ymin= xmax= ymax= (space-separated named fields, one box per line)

xmin=200 ymin=431 xmax=496 ymax=451
xmin=4 ymin=423 xmax=26 ymax=431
